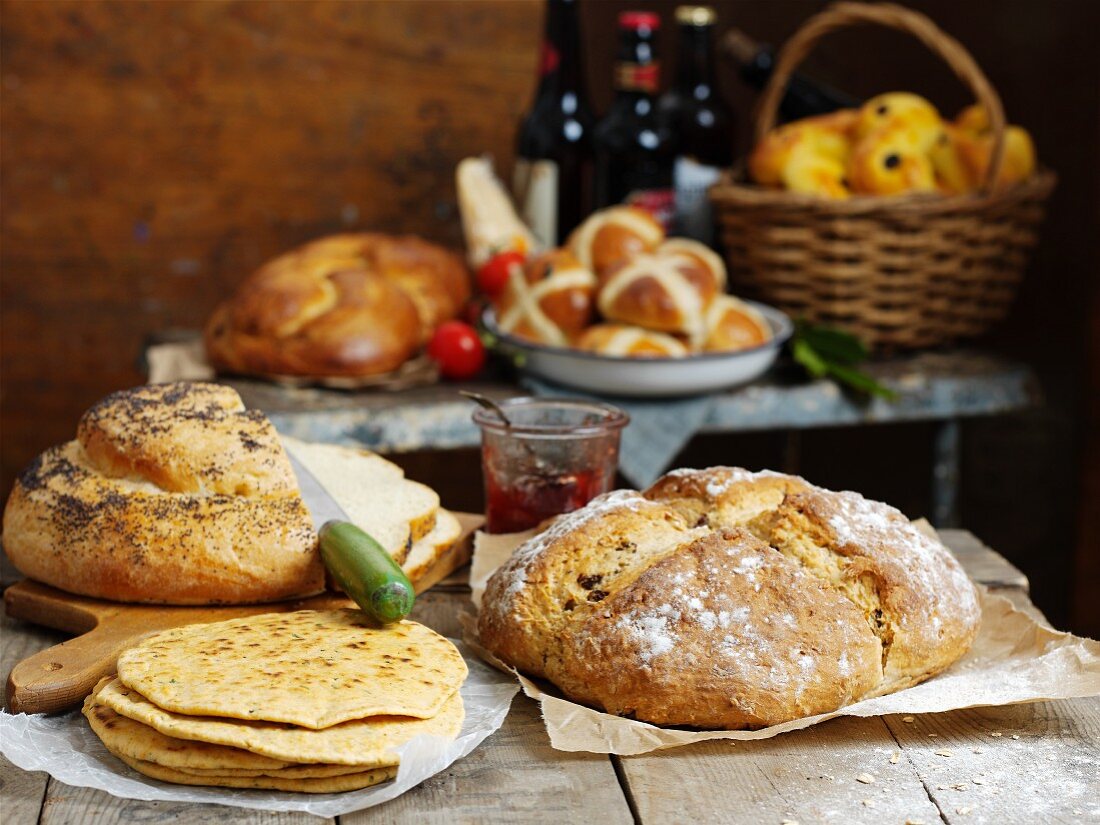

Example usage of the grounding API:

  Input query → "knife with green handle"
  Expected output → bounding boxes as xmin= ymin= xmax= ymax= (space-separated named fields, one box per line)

xmin=318 ymin=520 xmax=416 ymax=624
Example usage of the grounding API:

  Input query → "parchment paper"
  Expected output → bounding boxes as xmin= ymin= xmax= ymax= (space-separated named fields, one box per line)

xmin=468 ymin=529 xmax=1100 ymax=755
xmin=0 ymin=645 xmax=517 ymax=816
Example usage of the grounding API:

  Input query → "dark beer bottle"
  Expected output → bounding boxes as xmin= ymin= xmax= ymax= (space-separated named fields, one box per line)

xmin=593 ymin=11 xmax=675 ymax=228
xmin=722 ymin=28 xmax=861 ymax=122
xmin=514 ymin=0 xmax=595 ymax=246
xmin=660 ymin=5 xmax=734 ymax=243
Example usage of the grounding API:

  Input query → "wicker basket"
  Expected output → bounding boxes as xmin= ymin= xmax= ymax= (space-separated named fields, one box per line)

xmin=710 ymin=2 xmax=1057 ymax=350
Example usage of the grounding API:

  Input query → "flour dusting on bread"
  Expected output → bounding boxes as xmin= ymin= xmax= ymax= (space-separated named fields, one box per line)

xmin=479 ymin=466 xmax=982 ymax=729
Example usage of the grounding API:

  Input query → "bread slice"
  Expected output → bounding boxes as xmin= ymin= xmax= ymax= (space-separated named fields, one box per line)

xmin=401 ymin=509 xmax=462 ymax=583
xmin=280 ymin=437 xmax=439 ymax=564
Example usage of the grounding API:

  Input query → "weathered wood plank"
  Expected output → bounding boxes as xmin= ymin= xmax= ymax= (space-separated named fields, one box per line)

xmin=406 ymin=590 xmax=468 ymax=639
xmin=616 ymin=716 xmax=946 ymax=825
xmin=344 ymin=696 xmax=632 ymax=825
xmin=883 ymin=698 xmax=1100 ymax=824
xmin=0 ymin=613 xmax=66 ymax=825
xmin=38 ymin=789 xmax=331 ymax=825
xmin=367 ymin=590 xmax=635 ymax=822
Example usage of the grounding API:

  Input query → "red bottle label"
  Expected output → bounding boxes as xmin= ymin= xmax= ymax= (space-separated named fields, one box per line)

xmin=614 ymin=61 xmax=659 ymax=93
xmin=538 ymin=42 xmax=560 ymax=77
xmin=625 ymin=187 xmax=675 ymax=230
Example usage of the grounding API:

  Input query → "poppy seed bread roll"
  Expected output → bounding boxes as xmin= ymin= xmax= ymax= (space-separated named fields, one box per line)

xmin=479 ymin=467 xmax=981 ymax=729
xmin=2 ymin=382 xmax=322 ymax=604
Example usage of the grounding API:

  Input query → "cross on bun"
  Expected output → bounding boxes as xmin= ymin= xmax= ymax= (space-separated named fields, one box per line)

xmin=567 ymin=206 xmax=665 ymax=277
xmin=702 ymin=295 xmax=771 ymax=352
xmin=479 ymin=467 xmax=981 ymax=729
xmin=596 ymin=238 xmax=727 ymax=345
xmin=205 ymin=233 xmax=471 ymax=378
xmin=496 ymin=249 xmax=596 ymax=346
xmin=575 ymin=324 xmax=689 ymax=358
xmin=2 ymin=383 xmax=323 ymax=604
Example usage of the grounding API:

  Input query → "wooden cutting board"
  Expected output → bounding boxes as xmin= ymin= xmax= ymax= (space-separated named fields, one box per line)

xmin=3 ymin=512 xmax=482 ymax=716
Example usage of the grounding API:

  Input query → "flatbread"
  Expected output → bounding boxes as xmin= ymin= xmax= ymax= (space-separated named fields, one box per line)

xmin=115 ymin=610 xmax=468 ymax=728
xmin=84 ymin=687 xmax=365 ymax=778
xmin=153 ymin=763 xmax=365 ymax=778
xmin=84 ymin=683 xmax=286 ymax=771
xmin=96 ymin=678 xmax=465 ymax=767
xmin=118 ymin=755 xmax=397 ymax=793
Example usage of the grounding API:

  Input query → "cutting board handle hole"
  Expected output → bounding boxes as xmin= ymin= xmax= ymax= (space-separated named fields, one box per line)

xmin=43 ymin=662 xmax=63 ymax=672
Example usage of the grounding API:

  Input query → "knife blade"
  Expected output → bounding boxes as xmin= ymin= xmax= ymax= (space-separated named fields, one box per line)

xmin=285 ymin=446 xmax=350 ymax=532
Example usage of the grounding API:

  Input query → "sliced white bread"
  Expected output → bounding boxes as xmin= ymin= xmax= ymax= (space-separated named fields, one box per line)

xmin=280 ymin=436 xmax=439 ymax=565
xmin=401 ymin=509 xmax=463 ymax=584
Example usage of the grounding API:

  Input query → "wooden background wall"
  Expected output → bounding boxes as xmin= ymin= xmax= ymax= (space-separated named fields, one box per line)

xmin=2 ymin=0 xmax=1098 ymax=633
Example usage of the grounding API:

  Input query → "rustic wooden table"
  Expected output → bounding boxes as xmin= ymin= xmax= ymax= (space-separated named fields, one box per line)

xmin=3 ymin=531 xmax=1096 ymax=824
xmin=147 ymin=338 xmax=1040 ymax=529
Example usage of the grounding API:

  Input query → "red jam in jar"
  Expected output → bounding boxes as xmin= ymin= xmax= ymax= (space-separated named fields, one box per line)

xmin=473 ymin=398 xmax=628 ymax=534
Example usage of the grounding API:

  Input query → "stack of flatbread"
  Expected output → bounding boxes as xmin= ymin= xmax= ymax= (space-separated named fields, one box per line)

xmin=83 ymin=609 xmax=468 ymax=793
xmin=280 ymin=437 xmax=464 ymax=584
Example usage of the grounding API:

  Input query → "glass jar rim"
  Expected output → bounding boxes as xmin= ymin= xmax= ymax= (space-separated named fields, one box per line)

xmin=471 ymin=396 xmax=630 ymax=436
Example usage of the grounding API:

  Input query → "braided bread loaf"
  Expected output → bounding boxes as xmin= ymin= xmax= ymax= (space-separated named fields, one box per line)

xmin=2 ymin=383 xmax=323 ymax=604
xmin=205 ymin=234 xmax=470 ymax=378
xmin=479 ymin=467 xmax=981 ymax=729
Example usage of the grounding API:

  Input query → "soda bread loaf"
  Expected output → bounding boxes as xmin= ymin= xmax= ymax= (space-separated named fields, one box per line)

xmin=2 ymin=382 xmax=447 ymax=604
xmin=479 ymin=467 xmax=981 ymax=729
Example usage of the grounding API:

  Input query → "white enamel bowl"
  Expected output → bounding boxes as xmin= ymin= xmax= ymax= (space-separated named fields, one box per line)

xmin=484 ymin=302 xmax=792 ymax=398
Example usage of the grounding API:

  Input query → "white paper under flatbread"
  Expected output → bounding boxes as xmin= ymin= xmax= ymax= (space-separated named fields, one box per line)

xmin=0 ymin=645 xmax=517 ymax=816
xmin=468 ymin=527 xmax=1100 ymax=755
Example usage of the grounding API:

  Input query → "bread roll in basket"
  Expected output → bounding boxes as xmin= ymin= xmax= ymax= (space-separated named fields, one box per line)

xmin=479 ymin=467 xmax=981 ymax=729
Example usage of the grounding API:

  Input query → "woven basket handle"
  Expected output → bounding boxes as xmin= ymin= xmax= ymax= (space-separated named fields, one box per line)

xmin=753 ymin=1 xmax=1007 ymax=192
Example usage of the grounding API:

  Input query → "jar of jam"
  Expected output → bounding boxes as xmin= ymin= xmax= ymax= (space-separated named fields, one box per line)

xmin=473 ymin=398 xmax=629 ymax=533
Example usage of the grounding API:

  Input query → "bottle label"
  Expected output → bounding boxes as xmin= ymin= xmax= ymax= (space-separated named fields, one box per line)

xmin=513 ymin=158 xmax=559 ymax=248
xmin=624 ymin=187 xmax=675 ymax=231
xmin=538 ymin=41 xmax=560 ymax=77
xmin=673 ymin=156 xmax=722 ymax=243
xmin=614 ymin=61 xmax=660 ymax=93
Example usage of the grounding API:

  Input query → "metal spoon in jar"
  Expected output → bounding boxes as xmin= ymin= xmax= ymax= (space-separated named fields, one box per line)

xmin=460 ymin=390 xmax=550 ymax=471
xmin=459 ymin=391 xmax=514 ymax=427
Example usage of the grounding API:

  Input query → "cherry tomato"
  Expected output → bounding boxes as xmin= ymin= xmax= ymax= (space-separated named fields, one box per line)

xmin=477 ymin=251 xmax=524 ymax=298
xmin=426 ymin=321 xmax=486 ymax=380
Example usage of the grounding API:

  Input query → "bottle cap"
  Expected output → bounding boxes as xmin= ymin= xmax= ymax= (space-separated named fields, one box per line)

xmin=619 ymin=11 xmax=660 ymax=31
xmin=675 ymin=6 xmax=717 ymax=26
